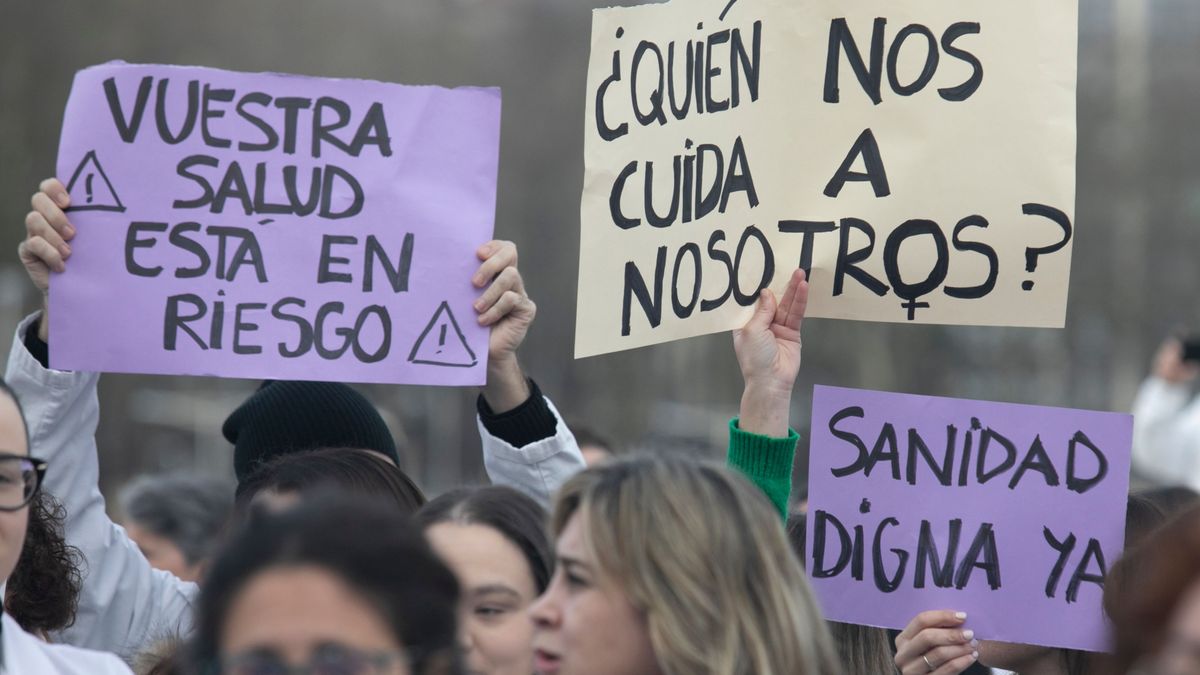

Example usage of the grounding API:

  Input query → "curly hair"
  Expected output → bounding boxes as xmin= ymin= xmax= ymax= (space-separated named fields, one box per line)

xmin=6 ymin=492 xmax=84 ymax=635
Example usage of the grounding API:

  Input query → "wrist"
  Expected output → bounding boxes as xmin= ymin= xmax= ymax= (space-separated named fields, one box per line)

xmin=487 ymin=351 xmax=519 ymax=373
xmin=482 ymin=355 xmax=531 ymax=414
xmin=741 ymin=377 xmax=794 ymax=402
xmin=739 ymin=384 xmax=793 ymax=438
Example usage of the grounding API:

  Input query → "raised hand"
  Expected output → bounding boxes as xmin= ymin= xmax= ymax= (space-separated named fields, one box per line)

xmin=733 ymin=269 xmax=808 ymax=437
xmin=473 ymin=240 xmax=536 ymax=411
xmin=1153 ymin=338 xmax=1199 ymax=385
xmin=18 ymin=177 xmax=75 ymax=341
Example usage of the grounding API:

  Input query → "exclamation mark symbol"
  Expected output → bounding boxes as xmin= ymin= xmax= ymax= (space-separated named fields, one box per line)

xmin=85 ymin=174 xmax=95 ymax=204
xmin=436 ymin=324 xmax=447 ymax=354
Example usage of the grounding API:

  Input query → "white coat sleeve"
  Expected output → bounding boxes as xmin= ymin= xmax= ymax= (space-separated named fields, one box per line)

xmin=4 ymin=314 xmax=197 ymax=661
xmin=1131 ymin=376 xmax=1200 ymax=487
xmin=478 ymin=397 xmax=584 ymax=509
xmin=3 ymin=614 xmax=134 ymax=675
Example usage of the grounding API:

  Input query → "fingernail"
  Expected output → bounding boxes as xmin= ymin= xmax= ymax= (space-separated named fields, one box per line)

xmin=65 ymin=224 xmax=76 ymax=237
xmin=962 ymin=630 xmax=974 ymax=641
xmin=955 ymin=612 xmax=968 ymax=620
xmin=477 ymin=315 xmax=487 ymax=325
xmin=474 ymin=300 xmax=484 ymax=311
xmin=971 ymin=651 xmax=979 ymax=661
xmin=970 ymin=639 xmax=979 ymax=648
xmin=54 ymin=192 xmax=69 ymax=207
xmin=61 ymin=244 xmax=71 ymax=257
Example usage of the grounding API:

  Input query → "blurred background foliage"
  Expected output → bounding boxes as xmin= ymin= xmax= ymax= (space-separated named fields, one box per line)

xmin=1 ymin=0 xmax=1197 ymax=500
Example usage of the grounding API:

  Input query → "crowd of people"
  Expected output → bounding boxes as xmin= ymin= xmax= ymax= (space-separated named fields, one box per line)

xmin=3 ymin=176 xmax=1200 ymax=675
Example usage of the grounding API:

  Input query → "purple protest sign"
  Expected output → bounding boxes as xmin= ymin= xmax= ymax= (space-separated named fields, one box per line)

xmin=806 ymin=385 xmax=1132 ymax=653
xmin=50 ymin=62 xmax=500 ymax=385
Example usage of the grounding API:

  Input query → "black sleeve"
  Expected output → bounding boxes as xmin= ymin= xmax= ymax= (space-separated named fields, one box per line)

xmin=23 ymin=320 xmax=50 ymax=369
xmin=476 ymin=378 xmax=559 ymax=448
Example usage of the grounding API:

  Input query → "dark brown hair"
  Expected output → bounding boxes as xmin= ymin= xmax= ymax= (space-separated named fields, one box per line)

xmin=5 ymin=492 xmax=83 ymax=634
xmin=1105 ymin=504 xmax=1200 ymax=673
xmin=235 ymin=447 xmax=425 ymax=515
xmin=415 ymin=486 xmax=552 ymax=592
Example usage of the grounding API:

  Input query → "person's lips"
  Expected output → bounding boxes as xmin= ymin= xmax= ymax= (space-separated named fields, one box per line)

xmin=534 ymin=648 xmax=562 ymax=675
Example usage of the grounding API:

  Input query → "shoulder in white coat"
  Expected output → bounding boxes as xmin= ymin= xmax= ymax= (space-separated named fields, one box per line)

xmin=1 ymin=613 xmax=132 ymax=675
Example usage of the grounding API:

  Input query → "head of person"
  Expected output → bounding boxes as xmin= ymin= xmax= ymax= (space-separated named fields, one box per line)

xmin=5 ymin=492 xmax=82 ymax=638
xmin=415 ymin=486 xmax=551 ymax=675
xmin=235 ymin=447 xmax=426 ymax=516
xmin=187 ymin=493 xmax=461 ymax=675
xmin=1107 ymin=505 xmax=1200 ymax=675
xmin=530 ymin=455 xmax=839 ymax=675
xmin=223 ymin=380 xmax=401 ymax=484
xmin=119 ymin=472 xmax=232 ymax=582
xmin=1142 ymin=485 xmax=1200 ymax=517
xmin=0 ymin=379 xmax=47 ymax=587
xmin=568 ymin=425 xmax=615 ymax=467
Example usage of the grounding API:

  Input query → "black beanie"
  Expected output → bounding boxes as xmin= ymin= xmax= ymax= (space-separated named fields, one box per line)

xmin=223 ymin=380 xmax=400 ymax=483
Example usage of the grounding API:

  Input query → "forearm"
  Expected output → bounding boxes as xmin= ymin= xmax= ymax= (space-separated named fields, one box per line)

xmin=479 ymin=390 xmax=584 ymax=508
xmin=6 ymin=314 xmax=94 ymax=516
xmin=727 ymin=418 xmax=798 ymax=521
xmin=729 ymin=378 xmax=800 ymax=520
xmin=738 ymin=381 xmax=794 ymax=439
xmin=481 ymin=355 xmax=532 ymax=414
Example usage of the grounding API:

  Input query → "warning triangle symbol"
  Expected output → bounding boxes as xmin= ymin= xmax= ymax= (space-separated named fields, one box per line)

xmin=65 ymin=150 xmax=125 ymax=212
xmin=408 ymin=301 xmax=478 ymax=368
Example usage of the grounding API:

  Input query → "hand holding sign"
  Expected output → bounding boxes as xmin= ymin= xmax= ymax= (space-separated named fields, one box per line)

xmin=473 ymin=239 xmax=540 ymax=413
xmin=19 ymin=177 xmax=76 ymax=342
xmin=894 ymin=610 xmax=978 ymax=675
xmin=473 ymin=240 xmax=535 ymax=363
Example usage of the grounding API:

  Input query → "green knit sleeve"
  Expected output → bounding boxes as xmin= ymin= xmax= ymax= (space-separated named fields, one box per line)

xmin=726 ymin=417 xmax=798 ymax=523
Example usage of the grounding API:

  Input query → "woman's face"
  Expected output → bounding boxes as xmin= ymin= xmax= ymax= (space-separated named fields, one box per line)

xmin=426 ymin=522 xmax=538 ymax=675
xmin=0 ymin=394 xmax=30 ymax=584
xmin=1156 ymin=579 xmax=1200 ymax=675
xmin=528 ymin=513 xmax=660 ymax=675
xmin=220 ymin=565 xmax=410 ymax=675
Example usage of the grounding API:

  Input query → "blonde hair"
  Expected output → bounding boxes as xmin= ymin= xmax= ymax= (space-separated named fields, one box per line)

xmin=550 ymin=456 xmax=842 ymax=675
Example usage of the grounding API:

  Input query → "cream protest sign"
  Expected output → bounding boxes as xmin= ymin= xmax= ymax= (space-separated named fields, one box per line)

xmin=575 ymin=0 xmax=1077 ymax=358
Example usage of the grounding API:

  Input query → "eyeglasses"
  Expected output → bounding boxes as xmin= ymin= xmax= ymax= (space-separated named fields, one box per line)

xmin=221 ymin=644 xmax=413 ymax=675
xmin=0 ymin=453 xmax=47 ymax=512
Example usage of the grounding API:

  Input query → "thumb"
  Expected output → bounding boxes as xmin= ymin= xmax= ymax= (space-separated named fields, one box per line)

xmin=745 ymin=289 xmax=776 ymax=332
